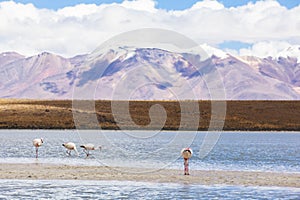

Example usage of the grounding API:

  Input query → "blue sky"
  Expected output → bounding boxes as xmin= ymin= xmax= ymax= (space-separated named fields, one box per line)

xmin=0 ymin=0 xmax=299 ymax=10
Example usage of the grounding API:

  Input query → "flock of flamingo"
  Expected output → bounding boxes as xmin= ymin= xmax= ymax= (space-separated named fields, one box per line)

xmin=33 ymin=138 xmax=101 ymax=158
xmin=33 ymin=138 xmax=193 ymax=175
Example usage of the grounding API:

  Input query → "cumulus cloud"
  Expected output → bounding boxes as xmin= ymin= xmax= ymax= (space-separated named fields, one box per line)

xmin=239 ymin=41 xmax=300 ymax=59
xmin=0 ymin=0 xmax=299 ymax=57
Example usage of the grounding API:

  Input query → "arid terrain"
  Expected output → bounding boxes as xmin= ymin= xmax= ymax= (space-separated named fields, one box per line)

xmin=0 ymin=99 xmax=299 ymax=131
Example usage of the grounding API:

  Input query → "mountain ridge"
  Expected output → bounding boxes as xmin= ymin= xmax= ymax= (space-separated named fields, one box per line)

xmin=0 ymin=45 xmax=299 ymax=100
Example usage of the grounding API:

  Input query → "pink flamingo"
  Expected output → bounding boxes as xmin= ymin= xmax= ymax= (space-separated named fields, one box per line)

xmin=181 ymin=148 xmax=193 ymax=175
xmin=33 ymin=138 xmax=43 ymax=158
xmin=80 ymin=143 xmax=102 ymax=157
xmin=62 ymin=142 xmax=79 ymax=156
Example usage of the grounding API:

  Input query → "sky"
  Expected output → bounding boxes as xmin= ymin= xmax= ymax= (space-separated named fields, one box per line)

xmin=0 ymin=0 xmax=299 ymax=57
xmin=1 ymin=0 xmax=299 ymax=10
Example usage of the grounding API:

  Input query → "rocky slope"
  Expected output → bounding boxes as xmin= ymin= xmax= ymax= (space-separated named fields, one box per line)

xmin=0 ymin=45 xmax=299 ymax=100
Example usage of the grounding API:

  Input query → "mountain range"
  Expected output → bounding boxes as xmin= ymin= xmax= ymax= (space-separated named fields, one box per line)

xmin=0 ymin=45 xmax=300 ymax=100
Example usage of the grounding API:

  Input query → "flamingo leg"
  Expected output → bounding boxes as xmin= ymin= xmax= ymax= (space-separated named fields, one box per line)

xmin=35 ymin=147 xmax=38 ymax=158
xmin=184 ymin=158 xmax=189 ymax=175
xmin=66 ymin=150 xmax=71 ymax=156
xmin=83 ymin=149 xmax=90 ymax=157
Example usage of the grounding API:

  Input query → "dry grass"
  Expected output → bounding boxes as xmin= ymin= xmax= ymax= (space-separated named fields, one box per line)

xmin=0 ymin=99 xmax=299 ymax=130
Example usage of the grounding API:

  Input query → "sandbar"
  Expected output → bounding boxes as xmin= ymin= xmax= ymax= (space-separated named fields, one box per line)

xmin=0 ymin=163 xmax=299 ymax=187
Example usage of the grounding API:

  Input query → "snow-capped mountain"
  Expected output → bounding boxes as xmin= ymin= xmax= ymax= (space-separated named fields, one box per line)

xmin=0 ymin=45 xmax=300 ymax=100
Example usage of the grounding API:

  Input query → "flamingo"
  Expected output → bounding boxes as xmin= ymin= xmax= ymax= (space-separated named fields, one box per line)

xmin=62 ymin=142 xmax=79 ymax=156
xmin=80 ymin=143 xmax=101 ymax=157
xmin=33 ymin=138 xmax=43 ymax=158
xmin=181 ymin=148 xmax=193 ymax=175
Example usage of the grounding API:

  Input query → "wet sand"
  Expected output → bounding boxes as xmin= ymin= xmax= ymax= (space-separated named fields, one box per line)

xmin=0 ymin=163 xmax=299 ymax=187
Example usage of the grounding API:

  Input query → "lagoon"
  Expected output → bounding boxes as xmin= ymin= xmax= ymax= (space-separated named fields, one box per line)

xmin=0 ymin=130 xmax=299 ymax=173
xmin=0 ymin=130 xmax=299 ymax=199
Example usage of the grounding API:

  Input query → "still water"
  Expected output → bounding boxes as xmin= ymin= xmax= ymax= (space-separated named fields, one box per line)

xmin=0 ymin=130 xmax=299 ymax=199
xmin=0 ymin=130 xmax=299 ymax=172
xmin=0 ymin=179 xmax=299 ymax=199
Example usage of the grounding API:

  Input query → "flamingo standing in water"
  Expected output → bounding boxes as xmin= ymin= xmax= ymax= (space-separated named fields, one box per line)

xmin=181 ymin=148 xmax=193 ymax=175
xmin=33 ymin=138 xmax=43 ymax=158
xmin=62 ymin=142 xmax=79 ymax=156
xmin=80 ymin=143 xmax=102 ymax=157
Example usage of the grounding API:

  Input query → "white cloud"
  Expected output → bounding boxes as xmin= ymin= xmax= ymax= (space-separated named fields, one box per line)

xmin=57 ymin=4 xmax=100 ymax=18
xmin=239 ymin=41 xmax=300 ymax=60
xmin=190 ymin=0 xmax=225 ymax=10
xmin=121 ymin=0 xmax=157 ymax=12
xmin=0 ymin=0 xmax=299 ymax=57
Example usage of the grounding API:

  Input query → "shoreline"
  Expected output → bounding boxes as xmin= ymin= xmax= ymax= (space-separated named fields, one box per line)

xmin=1 ymin=99 xmax=300 ymax=131
xmin=1 ymin=129 xmax=300 ymax=132
xmin=0 ymin=163 xmax=299 ymax=188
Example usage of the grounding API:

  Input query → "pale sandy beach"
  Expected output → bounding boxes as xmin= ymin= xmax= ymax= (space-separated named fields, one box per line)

xmin=0 ymin=163 xmax=299 ymax=188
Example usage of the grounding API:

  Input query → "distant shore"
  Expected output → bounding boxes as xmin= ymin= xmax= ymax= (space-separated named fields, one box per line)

xmin=0 ymin=163 xmax=299 ymax=187
xmin=0 ymin=99 xmax=300 ymax=131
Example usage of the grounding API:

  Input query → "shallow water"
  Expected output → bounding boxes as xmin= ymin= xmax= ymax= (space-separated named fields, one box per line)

xmin=0 ymin=130 xmax=299 ymax=199
xmin=0 ymin=179 xmax=299 ymax=199
xmin=0 ymin=130 xmax=299 ymax=173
